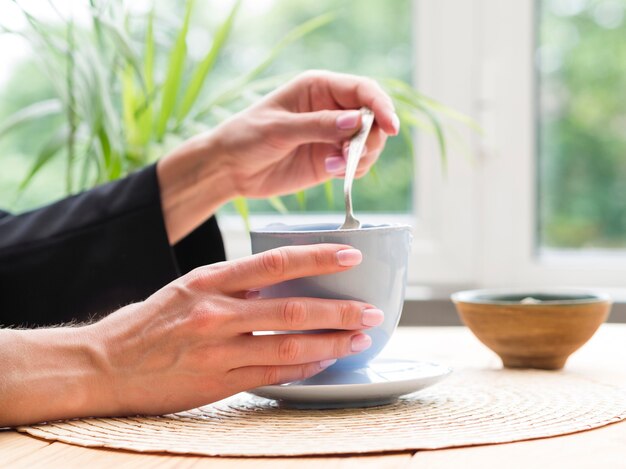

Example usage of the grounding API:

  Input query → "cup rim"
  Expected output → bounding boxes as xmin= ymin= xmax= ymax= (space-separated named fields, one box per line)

xmin=251 ymin=222 xmax=412 ymax=235
xmin=451 ymin=288 xmax=612 ymax=305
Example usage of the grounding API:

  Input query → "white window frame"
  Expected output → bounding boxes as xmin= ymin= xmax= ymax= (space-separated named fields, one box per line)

xmin=469 ymin=0 xmax=626 ymax=291
xmin=220 ymin=0 xmax=626 ymax=297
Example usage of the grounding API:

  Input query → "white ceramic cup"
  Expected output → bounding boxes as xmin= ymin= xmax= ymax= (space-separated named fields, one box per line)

xmin=250 ymin=223 xmax=412 ymax=369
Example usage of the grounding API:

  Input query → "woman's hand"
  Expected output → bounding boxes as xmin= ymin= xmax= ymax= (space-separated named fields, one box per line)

xmin=157 ymin=71 xmax=399 ymax=244
xmin=96 ymin=244 xmax=379 ymax=417
xmin=0 ymin=243 xmax=381 ymax=426
xmin=212 ymin=70 xmax=399 ymax=198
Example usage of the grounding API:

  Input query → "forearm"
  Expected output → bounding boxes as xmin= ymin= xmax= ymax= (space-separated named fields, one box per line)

xmin=157 ymin=131 xmax=236 ymax=245
xmin=0 ymin=326 xmax=108 ymax=427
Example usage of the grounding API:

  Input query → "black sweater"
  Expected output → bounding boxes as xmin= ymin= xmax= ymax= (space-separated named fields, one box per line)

xmin=0 ymin=164 xmax=225 ymax=327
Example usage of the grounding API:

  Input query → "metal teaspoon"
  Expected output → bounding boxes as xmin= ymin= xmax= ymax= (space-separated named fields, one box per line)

xmin=339 ymin=107 xmax=375 ymax=230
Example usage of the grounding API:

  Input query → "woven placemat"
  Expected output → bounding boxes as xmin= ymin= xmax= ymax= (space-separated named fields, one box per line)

xmin=19 ymin=369 xmax=626 ymax=457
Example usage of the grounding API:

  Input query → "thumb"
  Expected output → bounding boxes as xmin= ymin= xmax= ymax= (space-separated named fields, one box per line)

xmin=279 ymin=109 xmax=363 ymax=145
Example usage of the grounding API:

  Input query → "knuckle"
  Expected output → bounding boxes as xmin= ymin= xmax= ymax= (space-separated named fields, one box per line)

xmin=318 ymin=111 xmax=334 ymax=130
xmin=298 ymin=364 xmax=317 ymax=381
xmin=312 ymin=246 xmax=330 ymax=270
xmin=367 ymin=77 xmax=381 ymax=90
xmin=355 ymin=80 xmax=369 ymax=98
xmin=369 ymin=78 xmax=391 ymax=101
xmin=332 ymin=334 xmax=349 ymax=358
xmin=338 ymin=302 xmax=358 ymax=329
xmin=299 ymin=69 xmax=323 ymax=83
xmin=356 ymin=167 xmax=370 ymax=179
xmin=260 ymin=248 xmax=287 ymax=278
xmin=369 ymin=148 xmax=382 ymax=163
xmin=188 ymin=301 xmax=222 ymax=330
xmin=277 ymin=336 xmax=301 ymax=362
xmin=262 ymin=366 xmax=281 ymax=386
xmin=183 ymin=265 xmax=214 ymax=290
xmin=282 ymin=300 xmax=308 ymax=328
xmin=357 ymin=157 xmax=372 ymax=171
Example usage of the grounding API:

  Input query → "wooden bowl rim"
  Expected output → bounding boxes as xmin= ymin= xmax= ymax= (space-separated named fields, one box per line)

xmin=451 ymin=288 xmax=612 ymax=306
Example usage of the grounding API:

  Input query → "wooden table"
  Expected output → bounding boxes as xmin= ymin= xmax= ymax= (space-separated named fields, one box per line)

xmin=2 ymin=325 xmax=626 ymax=468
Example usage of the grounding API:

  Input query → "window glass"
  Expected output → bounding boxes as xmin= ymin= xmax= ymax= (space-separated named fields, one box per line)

xmin=537 ymin=0 xmax=626 ymax=250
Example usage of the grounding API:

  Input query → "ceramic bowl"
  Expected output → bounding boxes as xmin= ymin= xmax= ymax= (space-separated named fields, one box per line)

xmin=451 ymin=289 xmax=612 ymax=370
xmin=251 ymin=222 xmax=412 ymax=369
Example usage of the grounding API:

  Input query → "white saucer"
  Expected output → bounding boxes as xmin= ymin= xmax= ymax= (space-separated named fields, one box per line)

xmin=248 ymin=358 xmax=452 ymax=409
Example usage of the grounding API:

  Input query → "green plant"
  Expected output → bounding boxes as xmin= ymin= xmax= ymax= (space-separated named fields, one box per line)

xmin=1 ymin=0 xmax=477 ymax=224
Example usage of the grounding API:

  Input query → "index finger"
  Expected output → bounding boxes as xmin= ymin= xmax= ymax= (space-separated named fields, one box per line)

xmin=309 ymin=71 xmax=399 ymax=136
xmin=213 ymin=244 xmax=362 ymax=294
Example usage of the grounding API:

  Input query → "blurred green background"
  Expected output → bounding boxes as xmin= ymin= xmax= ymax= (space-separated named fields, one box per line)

xmin=538 ymin=0 xmax=626 ymax=249
xmin=0 ymin=0 xmax=413 ymax=216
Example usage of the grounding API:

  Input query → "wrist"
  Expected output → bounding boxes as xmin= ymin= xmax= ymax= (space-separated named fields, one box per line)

xmin=157 ymin=131 xmax=237 ymax=244
xmin=194 ymin=130 xmax=239 ymax=200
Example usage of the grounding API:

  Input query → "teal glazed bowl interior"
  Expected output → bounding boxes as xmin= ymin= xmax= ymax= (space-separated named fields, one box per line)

xmin=251 ymin=223 xmax=412 ymax=369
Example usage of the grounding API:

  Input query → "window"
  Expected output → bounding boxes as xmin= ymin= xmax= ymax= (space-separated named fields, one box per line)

xmin=415 ymin=0 xmax=626 ymax=291
xmin=538 ymin=0 xmax=626 ymax=252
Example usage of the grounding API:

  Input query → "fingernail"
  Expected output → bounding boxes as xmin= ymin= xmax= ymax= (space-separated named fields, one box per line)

xmin=325 ymin=156 xmax=346 ymax=173
xmin=391 ymin=113 xmax=400 ymax=134
xmin=337 ymin=110 xmax=361 ymax=130
xmin=320 ymin=358 xmax=337 ymax=369
xmin=362 ymin=308 xmax=384 ymax=327
xmin=336 ymin=248 xmax=362 ymax=267
xmin=351 ymin=333 xmax=372 ymax=353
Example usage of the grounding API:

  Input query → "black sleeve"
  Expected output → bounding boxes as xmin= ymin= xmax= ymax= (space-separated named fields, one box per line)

xmin=0 ymin=164 xmax=225 ymax=328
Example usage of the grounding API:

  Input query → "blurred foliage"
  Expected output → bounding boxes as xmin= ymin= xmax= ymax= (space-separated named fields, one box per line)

xmin=538 ymin=0 xmax=626 ymax=249
xmin=1 ymin=0 xmax=429 ymax=216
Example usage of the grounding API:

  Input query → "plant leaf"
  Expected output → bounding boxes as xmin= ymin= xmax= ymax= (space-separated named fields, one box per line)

xmin=155 ymin=0 xmax=194 ymax=140
xmin=384 ymin=77 xmax=482 ymax=133
xmin=415 ymin=101 xmax=447 ymax=171
xmin=268 ymin=196 xmax=288 ymax=214
xmin=19 ymin=125 xmax=69 ymax=191
xmin=197 ymin=72 xmax=294 ymax=120
xmin=144 ymin=9 xmax=155 ymax=91
xmin=395 ymin=101 xmax=434 ymax=134
xmin=394 ymin=94 xmax=447 ymax=170
xmin=295 ymin=190 xmax=306 ymax=210
xmin=324 ymin=180 xmax=334 ymax=208
xmin=244 ymin=12 xmax=335 ymax=83
xmin=95 ymin=15 xmax=146 ymax=93
xmin=121 ymin=63 xmax=140 ymax=146
xmin=232 ymin=196 xmax=250 ymax=231
xmin=397 ymin=110 xmax=416 ymax=160
xmin=96 ymin=125 xmax=123 ymax=181
xmin=201 ymin=14 xmax=334 ymax=114
xmin=176 ymin=0 xmax=241 ymax=123
xmin=0 ymin=99 xmax=63 ymax=139
xmin=368 ymin=163 xmax=380 ymax=184
xmin=136 ymin=8 xmax=155 ymax=148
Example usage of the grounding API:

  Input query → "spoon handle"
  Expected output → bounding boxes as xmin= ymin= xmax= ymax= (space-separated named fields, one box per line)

xmin=344 ymin=108 xmax=375 ymax=196
xmin=340 ymin=107 xmax=375 ymax=230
